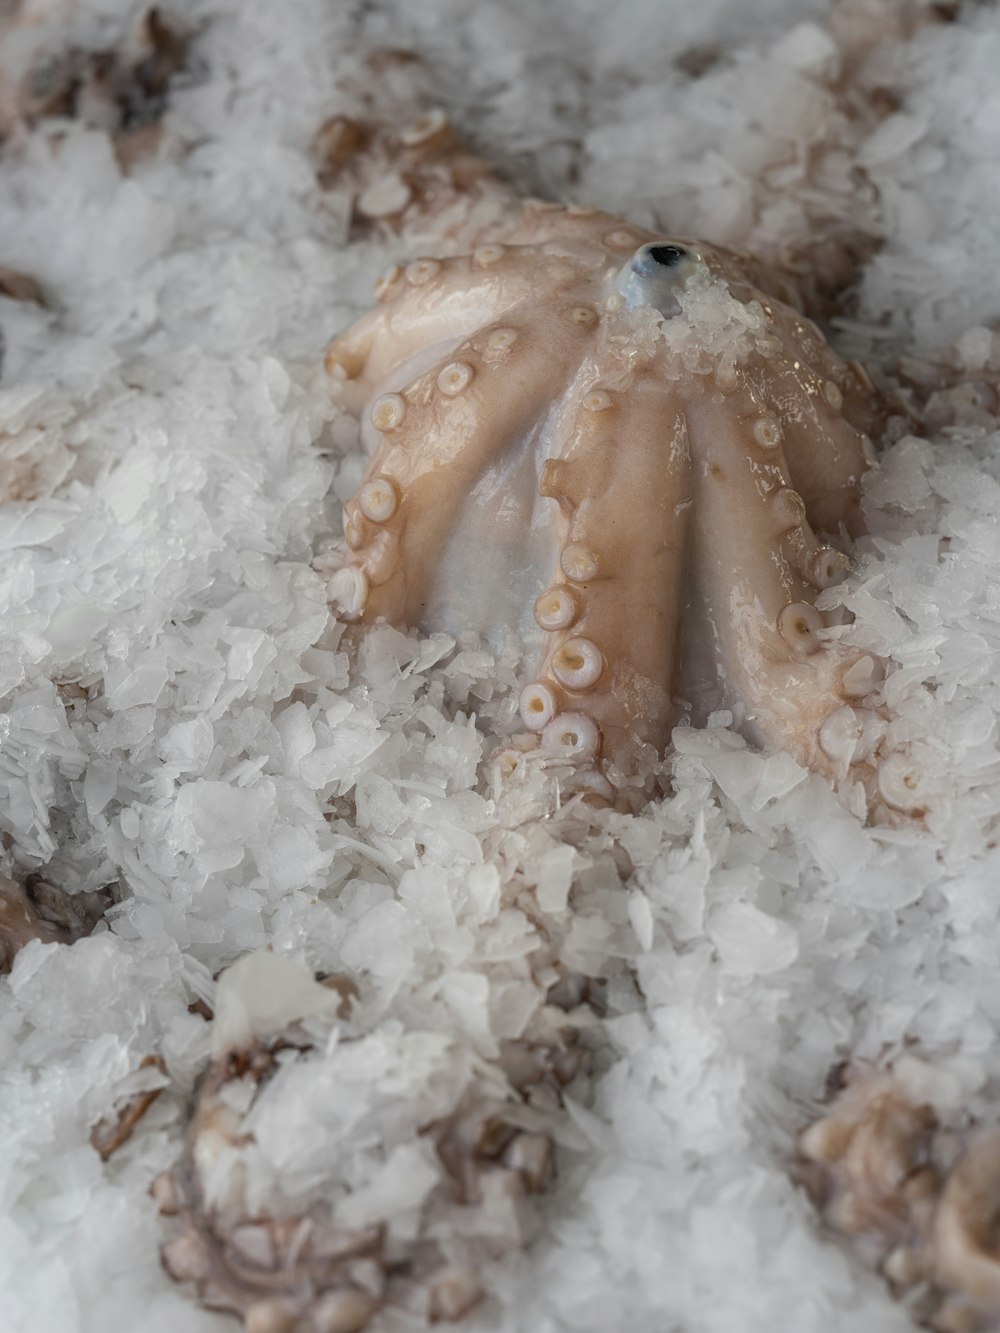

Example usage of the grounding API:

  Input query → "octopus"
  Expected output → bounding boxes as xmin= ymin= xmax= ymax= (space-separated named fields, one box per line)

xmin=319 ymin=106 xmax=900 ymax=808
xmin=155 ymin=955 xmax=575 ymax=1332
xmin=799 ymin=1066 xmax=1000 ymax=1332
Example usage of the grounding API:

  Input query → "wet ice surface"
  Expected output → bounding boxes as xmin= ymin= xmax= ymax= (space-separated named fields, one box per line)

xmin=3 ymin=1 xmax=1000 ymax=1331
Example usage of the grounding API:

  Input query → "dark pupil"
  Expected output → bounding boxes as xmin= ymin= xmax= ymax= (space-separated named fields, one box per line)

xmin=648 ymin=245 xmax=686 ymax=267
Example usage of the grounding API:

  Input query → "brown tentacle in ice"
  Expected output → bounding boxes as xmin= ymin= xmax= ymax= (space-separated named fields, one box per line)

xmin=0 ymin=872 xmax=67 ymax=970
xmin=313 ymin=89 xmax=520 ymax=247
xmin=0 ymin=871 xmax=113 ymax=973
xmin=157 ymin=1018 xmax=572 ymax=1330
xmin=799 ymin=1063 xmax=1000 ymax=1331
xmin=696 ymin=241 xmax=879 ymax=533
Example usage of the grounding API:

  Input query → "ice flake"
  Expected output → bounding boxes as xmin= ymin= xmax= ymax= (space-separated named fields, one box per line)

xmin=708 ymin=902 xmax=799 ymax=976
xmin=107 ymin=662 xmax=169 ymax=710
xmin=172 ymin=779 xmax=276 ymax=870
xmin=211 ymin=953 xmax=342 ymax=1056
xmin=337 ymin=1141 xmax=441 ymax=1231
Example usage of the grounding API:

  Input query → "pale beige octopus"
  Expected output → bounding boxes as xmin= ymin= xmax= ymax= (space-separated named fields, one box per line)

xmin=320 ymin=108 xmax=901 ymax=805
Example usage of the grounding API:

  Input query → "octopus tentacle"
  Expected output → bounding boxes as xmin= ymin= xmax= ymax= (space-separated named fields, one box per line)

xmin=326 ymin=212 xmax=674 ymax=405
xmin=742 ymin=323 xmax=874 ymax=537
xmin=326 ymin=245 xmax=604 ymax=406
xmin=334 ymin=304 xmax=605 ymax=630
xmin=799 ymin=1064 xmax=1000 ymax=1330
xmin=501 ymin=207 xmax=657 ymax=257
xmin=684 ymin=388 xmax=882 ymax=781
xmin=0 ymin=872 xmax=113 ymax=972
xmin=529 ymin=375 xmax=693 ymax=773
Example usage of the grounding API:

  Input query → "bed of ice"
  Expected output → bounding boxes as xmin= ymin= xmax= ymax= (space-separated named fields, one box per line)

xmin=2 ymin=1 xmax=1000 ymax=1330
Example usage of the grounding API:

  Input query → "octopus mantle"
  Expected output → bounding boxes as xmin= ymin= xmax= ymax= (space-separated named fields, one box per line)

xmin=324 ymin=205 xmax=891 ymax=800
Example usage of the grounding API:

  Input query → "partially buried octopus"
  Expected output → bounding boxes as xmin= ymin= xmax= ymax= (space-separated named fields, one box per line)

xmin=320 ymin=109 xmax=900 ymax=808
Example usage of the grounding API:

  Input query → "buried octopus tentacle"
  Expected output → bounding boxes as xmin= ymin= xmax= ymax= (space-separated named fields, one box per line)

xmin=155 ymin=957 xmax=575 ymax=1331
xmin=798 ymin=1065 xmax=1000 ymax=1332
xmin=322 ymin=213 xmax=902 ymax=805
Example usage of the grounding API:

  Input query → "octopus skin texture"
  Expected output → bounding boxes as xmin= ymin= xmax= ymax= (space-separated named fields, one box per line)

xmin=322 ymin=202 xmax=896 ymax=802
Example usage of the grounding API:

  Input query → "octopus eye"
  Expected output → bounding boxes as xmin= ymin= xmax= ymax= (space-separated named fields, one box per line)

xmin=618 ymin=242 xmax=699 ymax=314
xmin=647 ymin=245 xmax=687 ymax=268
xmin=630 ymin=242 xmax=692 ymax=278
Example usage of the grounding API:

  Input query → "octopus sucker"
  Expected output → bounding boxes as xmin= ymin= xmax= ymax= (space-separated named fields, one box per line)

xmin=519 ymin=681 xmax=559 ymax=731
xmin=550 ymin=637 xmax=605 ymax=691
xmin=541 ymin=711 xmax=601 ymax=761
xmin=320 ymin=120 xmax=896 ymax=805
xmin=534 ymin=585 xmax=577 ymax=631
